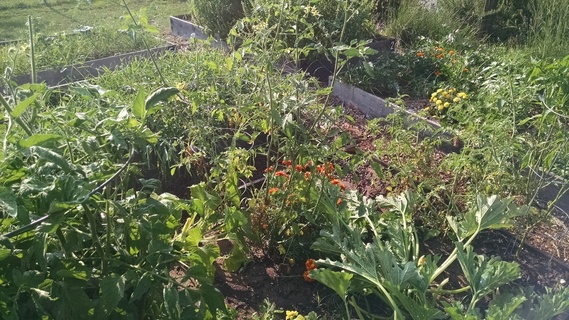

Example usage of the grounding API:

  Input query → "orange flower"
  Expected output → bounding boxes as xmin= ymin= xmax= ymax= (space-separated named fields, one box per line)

xmin=304 ymin=171 xmax=312 ymax=181
xmin=452 ymin=59 xmax=457 ymax=64
xmin=331 ymin=179 xmax=340 ymax=185
xmin=436 ymin=54 xmax=444 ymax=59
xmin=275 ymin=171 xmax=289 ymax=178
xmin=295 ymin=164 xmax=303 ymax=172
xmin=437 ymin=47 xmax=444 ymax=52
xmin=416 ymin=51 xmax=424 ymax=57
xmin=449 ymin=50 xmax=455 ymax=55
xmin=269 ymin=187 xmax=279 ymax=194
xmin=339 ymin=182 xmax=346 ymax=191
xmin=336 ymin=198 xmax=342 ymax=206
xmin=316 ymin=165 xmax=325 ymax=175
xmin=264 ymin=166 xmax=274 ymax=173
xmin=304 ymin=160 xmax=313 ymax=168
xmin=463 ymin=67 xmax=469 ymax=72
xmin=303 ymin=270 xmax=314 ymax=282
xmin=282 ymin=159 xmax=292 ymax=166
xmin=305 ymin=259 xmax=316 ymax=270
xmin=435 ymin=70 xmax=441 ymax=77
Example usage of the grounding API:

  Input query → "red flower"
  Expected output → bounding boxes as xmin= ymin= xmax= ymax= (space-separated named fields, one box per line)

xmin=416 ymin=51 xmax=424 ymax=57
xmin=435 ymin=70 xmax=441 ymax=77
xmin=336 ymin=198 xmax=343 ymax=206
xmin=264 ymin=166 xmax=274 ymax=173
xmin=305 ymin=259 xmax=316 ymax=270
xmin=269 ymin=187 xmax=279 ymax=194
xmin=282 ymin=159 xmax=292 ymax=166
xmin=303 ymin=270 xmax=314 ymax=282
xmin=304 ymin=171 xmax=312 ymax=181
xmin=295 ymin=164 xmax=303 ymax=172
xmin=275 ymin=171 xmax=289 ymax=178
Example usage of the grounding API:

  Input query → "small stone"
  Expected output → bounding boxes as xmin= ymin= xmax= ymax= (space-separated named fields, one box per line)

xmin=560 ymin=279 xmax=566 ymax=285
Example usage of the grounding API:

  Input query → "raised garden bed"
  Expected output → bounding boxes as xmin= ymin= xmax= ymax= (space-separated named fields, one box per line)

xmin=170 ymin=15 xmax=228 ymax=50
xmin=329 ymin=79 xmax=569 ymax=267
xmin=11 ymin=44 xmax=176 ymax=87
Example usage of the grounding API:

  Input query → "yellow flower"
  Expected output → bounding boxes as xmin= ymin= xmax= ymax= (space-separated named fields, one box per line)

xmin=425 ymin=107 xmax=430 ymax=112
xmin=436 ymin=88 xmax=443 ymax=93
xmin=453 ymin=97 xmax=461 ymax=103
xmin=435 ymin=99 xmax=443 ymax=105
xmin=443 ymin=93 xmax=450 ymax=99
xmin=286 ymin=310 xmax=299 ymax=320
xmin=437 ymin=104 xmax=444 ymax=111
xmin=457 ymin=92 xmax=468 ymax=99
xmin=431 ymin=92 xmax=437 ymax=97
xmin=444 ymin=102 xmax=450 ymax=108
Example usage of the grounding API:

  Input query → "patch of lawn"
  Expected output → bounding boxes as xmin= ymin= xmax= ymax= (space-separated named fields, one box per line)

xmin=0 ymin=0 xmax=188 ymax=41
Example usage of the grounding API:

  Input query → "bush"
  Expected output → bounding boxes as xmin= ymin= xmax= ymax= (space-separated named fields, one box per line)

xmin=189 ymin=0 xmax=245 ymax=39
xmin=237 ymin=0 xmax=376 ymax=54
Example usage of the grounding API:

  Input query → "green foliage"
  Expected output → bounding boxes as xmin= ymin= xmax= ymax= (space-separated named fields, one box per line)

xmin=235 ymin=0 xmax=375 ymax=59
xmin=310 ymin=191 xmax=569 ymax=319
xmin=0 ymin=26 xmax=163 ymax=77
xmin=189 ymin=0 xmax=245 ymax=39
xmin=0 ymin=81 xmax=226 ymax=318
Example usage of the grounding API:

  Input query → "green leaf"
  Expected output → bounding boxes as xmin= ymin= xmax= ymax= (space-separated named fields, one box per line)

xmin=19 ymin=134 xmax=62 ymax=148
xmin=0 ymin=248 xmax=11 ymax=261
xmin=131 ymin=273 xmax=153 ymax=302
xmin=29 ymin=146 xmax=72 ymax=173
xmin=145 ymin=87 xmax=179 ymax=111
xmin=10 ymin=93 xmax=39 ymax=118
xmin=447 ymin=195 xmax=527 ymax=241
xmin=310 ymin=269 xmax=352 ymax=301
xmin=132 ymin=90 xmax=146 ymax=121
xmin=486 ymin=293 xmax=526 ymax=320
xmin=0 ymin=187 xmax=18 ymax=218
xmin=95 ymin=273 xmax=126 ymax=319
xmin=163 ymin=285 xmax=181 ymax=320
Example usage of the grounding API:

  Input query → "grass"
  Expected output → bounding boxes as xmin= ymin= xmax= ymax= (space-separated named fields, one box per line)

xmin=0 ymin=0 xmax=189 ymax=41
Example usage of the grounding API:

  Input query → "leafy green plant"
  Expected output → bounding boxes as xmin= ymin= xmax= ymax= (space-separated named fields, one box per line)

xmin=189 ymin=0 xmax=245 ymax=39
xmin=0 ymin=80 xmax=227 ymax=318
xmin=309 ymin=191 xmax=569 ymax=319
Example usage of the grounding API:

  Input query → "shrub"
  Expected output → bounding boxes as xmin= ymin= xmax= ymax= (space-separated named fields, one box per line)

xmin=189 ymin=0 xmax=245 ymax=39
xmin=237 ymin=0 xmax=376 ymax=54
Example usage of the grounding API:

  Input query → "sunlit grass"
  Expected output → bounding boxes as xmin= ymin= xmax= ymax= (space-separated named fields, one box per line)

xmin=0 ymin=0 xmax=188 ymax=41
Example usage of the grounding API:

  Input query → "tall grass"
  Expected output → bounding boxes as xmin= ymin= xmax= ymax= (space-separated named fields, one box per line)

xmin=382 ymin=0 xmax=480 ymax=46
xmin=528 ymin=0 xmax=569 ymax=58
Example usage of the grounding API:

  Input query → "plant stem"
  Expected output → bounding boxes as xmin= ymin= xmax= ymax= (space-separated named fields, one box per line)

xmin=121 ymin=0 xmax=167 ymax=86
xmin=0 ymin=94 xmax=33 ymax=137
xmin=28 ymin=16 xmax=36 ymax=84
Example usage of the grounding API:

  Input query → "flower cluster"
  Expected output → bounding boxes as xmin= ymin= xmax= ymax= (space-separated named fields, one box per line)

xmin=425 ymin=88 xmax=468 ymax=116
xmin=414 ymin=45 xmax=469 ymax=81
xmin=304 ymin=259 xmax=317 ymax=282
xmin=265 ymin=159 xmax=346 ymax=206
xmin=286 ymin=310 xmax=306 ymax=320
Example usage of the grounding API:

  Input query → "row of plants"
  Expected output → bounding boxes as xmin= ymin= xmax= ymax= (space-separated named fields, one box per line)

xmin=0 ymin=9 xmax=164 ymax=78
xmin=1 ymin=1 xmax=568 ymax=319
